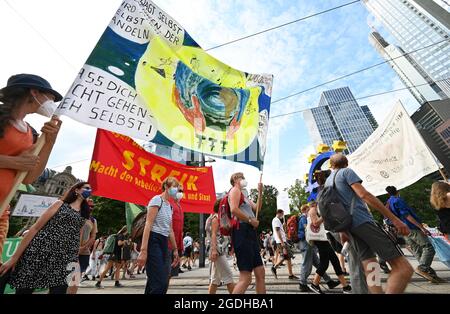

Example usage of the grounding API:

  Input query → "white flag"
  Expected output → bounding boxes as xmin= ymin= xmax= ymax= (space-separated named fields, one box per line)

xmin=348 ymin=101 xmax=439 ymax=196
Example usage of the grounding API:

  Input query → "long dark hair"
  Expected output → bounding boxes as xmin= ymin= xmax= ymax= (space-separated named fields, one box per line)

xmin=61 ymin=181 xmax=91 ymax=219
xmin=0 ymin=87 xmax=31 ymax=138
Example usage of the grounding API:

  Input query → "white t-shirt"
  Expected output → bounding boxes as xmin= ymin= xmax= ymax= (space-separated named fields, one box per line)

xmin=183 ymin=236 xmax=193 ymax=249
xmin=272 ymin=217 xmax=286 ymax=244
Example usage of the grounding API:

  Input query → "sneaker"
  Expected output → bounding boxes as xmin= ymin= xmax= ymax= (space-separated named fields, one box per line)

xmin=326 ymin=280 xmax=340 ymax=289
xmin=182 ymin=264 xmax=187 ymax=269
xmin=299 ymin=284 xmax=312 ymax=292
xmin=178 ymin=269 xmax=184 ymax=274
xmin=415 ymin=267 xmax=439 ymax=283
xmin=114 ymin=281 xmax=123 ymax=288
xmin=271 ymin=266 xmax=278 ymax=279
xmin=187 ymin=266 xmax=192 ymax=271
xmin=95 ymin=281 xmax=104 ymax=289
xmin=343 ymin=285 xmax=352 ymax=294
xmin=92 ymin=277 xmax=96 ymax=281
xmin=309 ymin=283 xmax=323 ymax=294
xmin=342 ymin=271 xmax=350 ymax=276
xmin=289 ymin=275 xmax=299 ymax=280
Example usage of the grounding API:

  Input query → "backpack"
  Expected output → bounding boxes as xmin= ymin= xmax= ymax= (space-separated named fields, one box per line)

xmin=130 ymin=197 xmax=171 ymax=242
xmin=218 ymin=190 xmax=244 ymax=236
xmin=103 ymin=234 xmax=117 ymax=254
xmin=317 ymin=169 xmax=354 ymax=232
xmin=287 ymin=215 xmax=299 ymax=243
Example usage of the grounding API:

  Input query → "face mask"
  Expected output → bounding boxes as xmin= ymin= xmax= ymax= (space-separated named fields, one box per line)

xmin=168 ymin=187 xmax=178 ymax=198
xmin=176 ymin=192 xmax=184 ymax=201
xmin=240 ymin=179 xmax=248 ymax=188
xmin=10 ymin=120 xmax=28 ymax=133
xmin=81 ymin=188 xmax=92 ymax=199
xmin=34 ymin=95 xmax=56 ymax=118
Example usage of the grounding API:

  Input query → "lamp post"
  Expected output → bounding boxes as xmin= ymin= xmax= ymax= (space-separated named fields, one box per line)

xmin=189 ymin=154 xmax=215 ymax=268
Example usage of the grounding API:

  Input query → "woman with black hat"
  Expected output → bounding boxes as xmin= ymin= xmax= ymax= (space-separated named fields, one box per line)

xmin=0 ymin=74 xmax=62 ymax=262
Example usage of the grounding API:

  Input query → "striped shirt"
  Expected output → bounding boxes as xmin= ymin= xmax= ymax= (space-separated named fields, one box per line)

xmin=148 ymin=195 xmax=172 ymax=237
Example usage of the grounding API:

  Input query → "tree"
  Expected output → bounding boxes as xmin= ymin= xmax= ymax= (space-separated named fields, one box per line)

xmin=183 ymin=212 xmax=199 ymax=240
xmin=91 ymin=196 xmax=126 ymax=236
xmin=250 ymin=185 xmax=279 ymax=232
xmin=285 ymin=179 xmax=309 ymax=211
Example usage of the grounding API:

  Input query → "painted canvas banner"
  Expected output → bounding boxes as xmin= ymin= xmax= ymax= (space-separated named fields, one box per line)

xmin=12 ymin=195 xmax=59 ymax=217
xmin=348 ymin=102 xmax=439 ymax=196
xmin=56 ymin=0 xmax=273 ymax=170
xmin=88 ymin=129 xmax=216 ymax=213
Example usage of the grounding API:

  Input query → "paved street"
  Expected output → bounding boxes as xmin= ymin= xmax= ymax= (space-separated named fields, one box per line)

xmin=76 ymin=250 xmax=450 ymax=294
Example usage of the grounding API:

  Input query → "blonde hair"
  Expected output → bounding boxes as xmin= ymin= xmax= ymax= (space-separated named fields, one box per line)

xmin=162 ymin=176 xmax=180 ymax=191
xmin=430 ymin=182 xmax=450 ymax=210
xmin=230 ymin=172 xmax=244 ymax=186
xmin=300 ymin=204 xmax=309 ymax=212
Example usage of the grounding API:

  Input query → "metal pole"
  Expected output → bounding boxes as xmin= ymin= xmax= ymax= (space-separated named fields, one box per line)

xmin=199 ymin=153 xmax=206 ymax=268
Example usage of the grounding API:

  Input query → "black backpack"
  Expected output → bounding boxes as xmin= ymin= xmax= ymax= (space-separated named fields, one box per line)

xmin=317 ymin=169 xmax=354 ymax=232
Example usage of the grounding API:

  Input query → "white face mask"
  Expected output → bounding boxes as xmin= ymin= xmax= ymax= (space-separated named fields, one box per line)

xmin=176 ymin=192 xmax=184 ymax=201
xmin=34 ymin=95 xmax=56 ymax=118
xmin=239 ymin=179 xmax=248 ymax=189
xmin=10 ymin=120 xmax=28 ymax=133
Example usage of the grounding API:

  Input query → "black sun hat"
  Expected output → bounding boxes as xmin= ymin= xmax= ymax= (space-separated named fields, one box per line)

xmin=1 ymin=74 xmax=63 ymax=101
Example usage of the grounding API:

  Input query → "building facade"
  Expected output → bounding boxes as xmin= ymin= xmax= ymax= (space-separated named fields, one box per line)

xmin=304 ymin=87 xmax=377 ymax=154
xmin=363 ymin=0 xmax=450 ymax=98
xmin=411 ymin=99 xmax=450 ymax=172
xmin=32 ymin=166 xmax=80 ymax=197
xmin=369 ymin=31 xmax=443 ymax=103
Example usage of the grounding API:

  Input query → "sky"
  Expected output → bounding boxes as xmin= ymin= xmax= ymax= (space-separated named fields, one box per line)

xmin=0 ymin=0 xmax=422 ymax=195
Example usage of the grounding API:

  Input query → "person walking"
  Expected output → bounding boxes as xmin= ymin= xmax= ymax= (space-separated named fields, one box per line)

xmin=385 ymin=186 xmax=441 ymax=282
xmin=136 ymin=177 xmax=180 ymax=294
xmin=228 ymin=172 xmax=266 ymax=294
xmin=206 ymin=200 xmax=235 ymax=294
xmin=0 ymin=182 xmax=90 ymax=294
xmin=0 ymin=74 xmax=62 ymax=260
xmin=271 ymin=209 xmax=298 ymax=280
xmin=430 ymin=182 xmax=450 ymax=239
xmin=323 ymin=154 xmax=413 ymax=294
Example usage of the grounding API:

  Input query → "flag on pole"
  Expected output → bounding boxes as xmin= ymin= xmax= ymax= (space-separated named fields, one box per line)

xmin=125 ymin=202 xmax=145 ymax=233
xmin=348 ymin=101 xmax=439 ymax=196
xmin=56 ymin=0 xmax=273 ymax=170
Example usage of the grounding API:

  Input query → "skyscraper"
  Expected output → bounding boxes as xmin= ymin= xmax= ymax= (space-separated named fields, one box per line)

xmin=369 ymin=31 xmax=443 ymax=103
xmin=363 ymin=0 xmax=450 ymax=98
xmin=303 ymin=87 xmax=377 ymax=154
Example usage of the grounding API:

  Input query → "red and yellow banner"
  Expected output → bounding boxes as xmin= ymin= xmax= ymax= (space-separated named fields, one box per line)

xmin=89 ymin=129 xmax=215 ymax=214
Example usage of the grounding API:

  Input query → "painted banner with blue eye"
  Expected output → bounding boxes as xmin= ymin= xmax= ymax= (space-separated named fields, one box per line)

xmin=56 ymin=0 xmax=273 ymax=170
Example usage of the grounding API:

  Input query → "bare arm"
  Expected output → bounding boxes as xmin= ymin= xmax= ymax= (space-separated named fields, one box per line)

xmin=351 ymin=183 xmax=410 ymax=235
xmin=309 ymin=207 xmax=323 ymax=226
xmin=351 ymin=183 xmax=400 ymax=222
xmin=211 ymin=216 xmax=219 ymax=252
xmin=139 ymin=206 xmax=159 ymax=253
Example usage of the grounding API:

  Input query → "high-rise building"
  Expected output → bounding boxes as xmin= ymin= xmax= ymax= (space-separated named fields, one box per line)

xmin=369 ymin=31 xmax=443 ymax=103
xmin=363 ymin=0 xmax=450 ymax=98
xmin=303 ymin=87 xmax=377 ymax=154
xmin=411 ymin=98 xmax=450 ymax=172
xmin=361 ymin=105 xmax=379 ymax=130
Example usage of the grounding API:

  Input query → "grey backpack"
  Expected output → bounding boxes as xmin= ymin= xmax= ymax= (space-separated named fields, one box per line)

xmin=317 ymin=169 xmax=354 ymax=232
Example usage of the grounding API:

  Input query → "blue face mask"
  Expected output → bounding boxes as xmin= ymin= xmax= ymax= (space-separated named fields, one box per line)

xmin=81 ymin=188 xmax=92 ymax=199
xmin=168 ymin=187 xmax=178 ymax=198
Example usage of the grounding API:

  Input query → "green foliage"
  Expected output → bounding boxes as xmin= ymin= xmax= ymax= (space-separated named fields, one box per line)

xmin=285 ymin=179 xmax=309 ymax=211
xmin=90 ymin=196 xmax=126 ymax=236
xmin=250 ymin=185 xmax=279 ymax=232
xmin=183 ymin=212 xmax=200 ymax=240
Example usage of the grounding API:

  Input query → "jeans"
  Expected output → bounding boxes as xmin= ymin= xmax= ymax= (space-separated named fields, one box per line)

xmin=347 ymin=243 xmax=368 ymax=294
xmin=144 ymin=232 xmax=170 ymax=294
xmin=405 ymin=229 xmax=435 ymax=270
xmin=299 ymin=240 xmax=331 ymax=285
